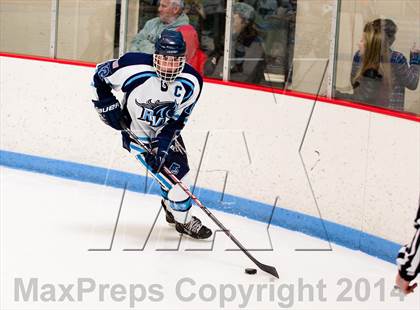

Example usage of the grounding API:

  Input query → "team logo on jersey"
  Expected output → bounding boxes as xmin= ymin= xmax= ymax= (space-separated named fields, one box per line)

xmin=97 ymin=62 xmax=112 ymax=78
xmin=169 ymin=163 xmax=181 ymax=175
xmin=135 ymin=99 xmax=177 ymax=127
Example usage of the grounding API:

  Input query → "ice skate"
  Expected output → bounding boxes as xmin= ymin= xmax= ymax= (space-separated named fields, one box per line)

xmin=175 ymin=216 xmax=212 ymax=239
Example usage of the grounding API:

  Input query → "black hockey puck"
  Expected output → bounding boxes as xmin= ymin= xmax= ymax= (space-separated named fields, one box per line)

xmin=245 ymin=268 xmax=257 ymax=275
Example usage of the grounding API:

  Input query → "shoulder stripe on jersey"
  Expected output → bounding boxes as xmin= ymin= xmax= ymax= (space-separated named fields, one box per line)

xmin=122 ymin=71 xmax=157 ymax=92
xmin=177 ymin=78 xmax=194 ymax=102
xmin=184 ymin=90 xmax=193 ymax=101
xmin=182 ymin=63 xmax=203 ymax=87
xmin=118 ymin=52 xmax=153 ymax=68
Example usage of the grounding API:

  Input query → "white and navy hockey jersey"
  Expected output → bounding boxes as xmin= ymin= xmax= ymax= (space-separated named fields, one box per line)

xmin=91 ymin=52 xmax=203 ymax=143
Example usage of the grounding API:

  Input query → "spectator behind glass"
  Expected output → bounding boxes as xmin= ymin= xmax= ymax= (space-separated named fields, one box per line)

xmin=177 ymin=24 xmax=208 ymax=75
xmin=201 ymin=0 xmax=226 ymax=61
xmin=243 ymin=0 xmax=278 ymax=29
xmin=261 ymin=0 xmax=297 ymax=86
xmin=349 ymin=19 xmax=420 ymax=111
xmin=205 ymin=2 xmax=264 ymax=83
xmin=130 ymin=0 xmax=205 ymax=75
xmin=129 ymin=0 xmax=189 ymax=54
xmin=183 ymin=0 xmax=205 ymax=34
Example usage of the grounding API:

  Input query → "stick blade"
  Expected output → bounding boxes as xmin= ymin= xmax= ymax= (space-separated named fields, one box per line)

xmin=257 ymin=262 xmax=279 ymax=278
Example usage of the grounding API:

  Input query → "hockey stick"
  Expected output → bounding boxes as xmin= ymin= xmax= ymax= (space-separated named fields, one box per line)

xmin=122 ymin=125 xmax=279 ymax=278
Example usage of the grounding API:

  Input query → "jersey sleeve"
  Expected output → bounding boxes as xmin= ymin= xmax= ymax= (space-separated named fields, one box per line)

xmin=91 ymin=60 xmax=120 ymax=102
xmin=397 ymin=202 xmax=420 ymax=281
xmin=91 ymin=53 xmax=154 ymax=102
xmin=392 ymin=52 xmax=419 ymax=91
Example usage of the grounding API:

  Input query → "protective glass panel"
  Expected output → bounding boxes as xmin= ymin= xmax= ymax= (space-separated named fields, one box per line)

xmin=56 ymin=0 xmax=117 ymax=63
xmin=288 ymin=0 xmax=334 ymax=95
xmin=334 ymin=0 xmax=420 ymax=115
xmin=126 ymin=0 xmax=226 ymax=79
xmin=199 ymin=0 xmax=227 ymax=79
xmin=213 ymin=0 xmax=331 ymax=95
xmin=126 ymin=0 xmax=159 ymax=54
xmin=206 ymin=0 xmax=294 ymax=86
xmin=0 ymin=0 xmax=52 ymax=57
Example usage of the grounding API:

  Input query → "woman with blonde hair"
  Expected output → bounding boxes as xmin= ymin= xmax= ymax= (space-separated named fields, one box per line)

xmin=350 ymin=18 xmax=419 ymax=111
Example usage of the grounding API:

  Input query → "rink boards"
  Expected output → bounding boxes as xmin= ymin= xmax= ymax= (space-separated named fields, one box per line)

xmin=1 ymin=54 xmax=419 ymax=263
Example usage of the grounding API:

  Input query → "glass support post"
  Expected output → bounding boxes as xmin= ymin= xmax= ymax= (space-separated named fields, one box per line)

xmin=222 ymin=0 xmax=234 ymax=81
xmin=327 ymin=0 xmax=341 ymax=98
xmin=119 ymin=0 xmax=129 ymax=57
xmin=49 ymin=0 xmax=59 ymax=58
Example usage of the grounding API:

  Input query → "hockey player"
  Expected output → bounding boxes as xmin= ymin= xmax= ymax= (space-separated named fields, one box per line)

xmin=396 ymin=200 xmax=420 ymax=294
xmin=91 ymin=29 xmax=212 ymax=239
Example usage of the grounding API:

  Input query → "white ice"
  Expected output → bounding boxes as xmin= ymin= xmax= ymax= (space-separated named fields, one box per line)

xmin=1 ymin=167 xmax=419 ymax=309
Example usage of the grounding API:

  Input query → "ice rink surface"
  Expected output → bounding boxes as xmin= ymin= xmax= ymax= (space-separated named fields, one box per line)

xmin=1 ymin=167 xmax=419 ymax=310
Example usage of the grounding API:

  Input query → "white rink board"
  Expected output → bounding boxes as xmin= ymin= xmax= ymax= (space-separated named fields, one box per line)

xmin=0 ymin=56 xmax=419 ymax=248
xmin=1 ymin=167 xmax=419 ymax=310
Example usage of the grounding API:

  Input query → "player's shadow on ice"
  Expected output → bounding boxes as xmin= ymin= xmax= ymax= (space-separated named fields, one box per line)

xmin=69 ymin=221 xmax=212 ymax=252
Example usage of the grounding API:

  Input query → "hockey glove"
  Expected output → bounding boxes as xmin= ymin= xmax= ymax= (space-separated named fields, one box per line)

xmin=145 ymin=148 xmax=168 ymax=173
xmin=93 ymin=97 xmax=123 ymax=130
xmin=144 ymin=135 xmax=172 ymax=173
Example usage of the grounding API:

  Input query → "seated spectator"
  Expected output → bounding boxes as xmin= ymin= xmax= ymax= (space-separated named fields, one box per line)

xmin=129 ymin=0 xmax=189 ymax=54
xmin=183 ymin=0 xmax=205 ymax=34
xmin=348 ymin=19 xmax=419 ymax=111
xmin=205 ymin=2 xmax=264 ymax=83
xmin=177 ymin=24 xmax=208 ymax=75
xmin=130 ymin=0 xmax=205 ymax=75
xmin=262 ymin=0 xmax=297 ymax=86
xmin=201 ymin=0 xmax=226 ymax=60
xmin=244 ymin=0 xmax=278 ymax=30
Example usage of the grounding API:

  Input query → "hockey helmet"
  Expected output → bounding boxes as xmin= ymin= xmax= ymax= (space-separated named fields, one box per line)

xmin=153 ymin=29 xmax=186 ymax=83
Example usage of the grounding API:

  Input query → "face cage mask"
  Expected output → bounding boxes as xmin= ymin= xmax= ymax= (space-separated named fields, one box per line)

xmin=153 ymin=54 xmax=186 ymax=83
